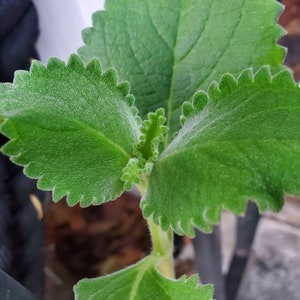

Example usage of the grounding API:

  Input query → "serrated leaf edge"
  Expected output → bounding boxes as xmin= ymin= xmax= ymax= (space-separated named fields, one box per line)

xmin=0 ymin=54 xmax=142 ymax=207
xmin=121 ymin=158 xmax=153 ymax=191
xmin=142 ymin=66 xmax=297 ymax=236
xmin=134 ymin=108 xmax=168 ymax=162
xmin=121 ymin=108 xmax=168 ymax=190
xmin=181 ymin=66 xmax=295 ymax=125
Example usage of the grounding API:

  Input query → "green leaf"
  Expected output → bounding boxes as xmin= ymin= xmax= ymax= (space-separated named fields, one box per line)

xmin=74 ymin=256 xmax=213 ymax=300
xmin=78 ymin=0 xmax=285 ymax=138
xmin=141 ymin=67 xmax=300 ymax=236
xmin=135 ymin=108 xmax=168 ymax=162
xmin=0 ymin=54 xmax=141 ymax=206
xmin=121 ymin=158 xmax=153 ymax=190
xmin=121 ymin=108 xmax=167 ymax=190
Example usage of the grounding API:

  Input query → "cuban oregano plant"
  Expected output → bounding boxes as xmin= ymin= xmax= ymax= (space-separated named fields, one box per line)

xmin=0 ymin=0 xmax=299 ymax=299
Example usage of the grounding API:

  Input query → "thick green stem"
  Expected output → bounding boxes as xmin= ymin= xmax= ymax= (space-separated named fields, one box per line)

xmin=147 ymin=217 xmax=174 ymax=278
xmin=137 ymin=178 xmax=175 ymax=279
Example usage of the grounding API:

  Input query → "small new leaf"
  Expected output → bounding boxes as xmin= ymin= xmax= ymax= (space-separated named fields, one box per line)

xmin=74 ymin=256 xmax=213 ymax=300
xmin=135 ymin=108 xmax=168 ymax=162
xmin=121 ymin=108 xmax=167 ymax=190
xmin=121 ymin=158 xmax=153 ymax=190
xmin=142 ymin=67 xmax=300 ymax=236
xmin=0 ymin=54 xmax=141 ymax=206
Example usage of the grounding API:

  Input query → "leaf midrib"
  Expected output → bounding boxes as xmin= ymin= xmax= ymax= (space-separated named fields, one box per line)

xmin=75 ymin=119 xmax=132 ymax=160
xmin=164 ymin=0 xmax=183 ymax=146
xmin=18 ymin=113 xmax=132 ymax=161
xmin=128 ymin=257 xmax=154 ymax=300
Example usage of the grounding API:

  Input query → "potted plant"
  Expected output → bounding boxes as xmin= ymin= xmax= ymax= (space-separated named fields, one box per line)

xmin=1 ymin=0 xmax=299 ymax=299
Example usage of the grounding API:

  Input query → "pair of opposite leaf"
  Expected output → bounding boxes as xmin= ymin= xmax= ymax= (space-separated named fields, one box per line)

xmin=0 ymin=0 xmax=299 ymax=299
xmin=0 ymin=0 xmax=298 ymax=238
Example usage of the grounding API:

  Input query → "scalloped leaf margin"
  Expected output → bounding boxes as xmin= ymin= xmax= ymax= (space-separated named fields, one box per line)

xmin=0 ymin=54 xmax=142 ymax=207
xmin=141 ymin=66 xmax=300 ymax=236
xmin=121 ymin=108 xmax=168 ymax=190
xmin=78 ymin=0 xmax=286 ymax=138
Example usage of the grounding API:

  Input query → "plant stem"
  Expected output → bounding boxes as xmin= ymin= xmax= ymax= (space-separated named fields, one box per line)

xmin=137 ymin=179 xmax=175 ymax=278
xmin=147 ymin=217 xmax=174 ymax=278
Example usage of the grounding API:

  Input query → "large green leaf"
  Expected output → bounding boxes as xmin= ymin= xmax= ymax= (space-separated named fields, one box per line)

xmin=0 ymin=54 xmax=141 ymax=206
xmin=74 ymin=256 xmax=213 ymax=300
xmin=79 ymin=0 xmax=285 ymax=138
xmin=141 ymin=67 xmax=300 ymax=236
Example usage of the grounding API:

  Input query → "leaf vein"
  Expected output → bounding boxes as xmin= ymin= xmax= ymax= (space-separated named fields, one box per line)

xmin=129 ymin=258 xmax=152 ymax=300
xmin=193 ymin=0 xmax=247 ymax=90
xmin=165 ymin=0 xmax=183 ymax=145
xmin=176 ymin=0 xmax=214 ymax=64
xmin=146 ymin=1 xmax=173 ymax=52
xmin=124 ymin=2 xmax=158 ymax=97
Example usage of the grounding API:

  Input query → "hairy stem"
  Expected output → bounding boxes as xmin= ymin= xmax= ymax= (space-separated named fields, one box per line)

xmin=137 ymin=178 xmax=175 ymax=278
xmin=137 ymin=177 xmax=175 ymax=278
xmin=148 ymin=217 xmax=175 ymax=278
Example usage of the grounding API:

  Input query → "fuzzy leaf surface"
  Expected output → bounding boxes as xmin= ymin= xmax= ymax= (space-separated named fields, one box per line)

xmin=122 ymin=108 xmax=167 ymax=189
xmin=142 ymin=68 xmax=300 ymax=236
xmin=74 ymin=256 xmax=213 ymax=300
xmin=135 ymin=108 xmax=168 ymax=162
xmin=0 ymin=55 xmax=141 ymax=206
xmin=79 ymin=0 xmax=285 ymax=137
